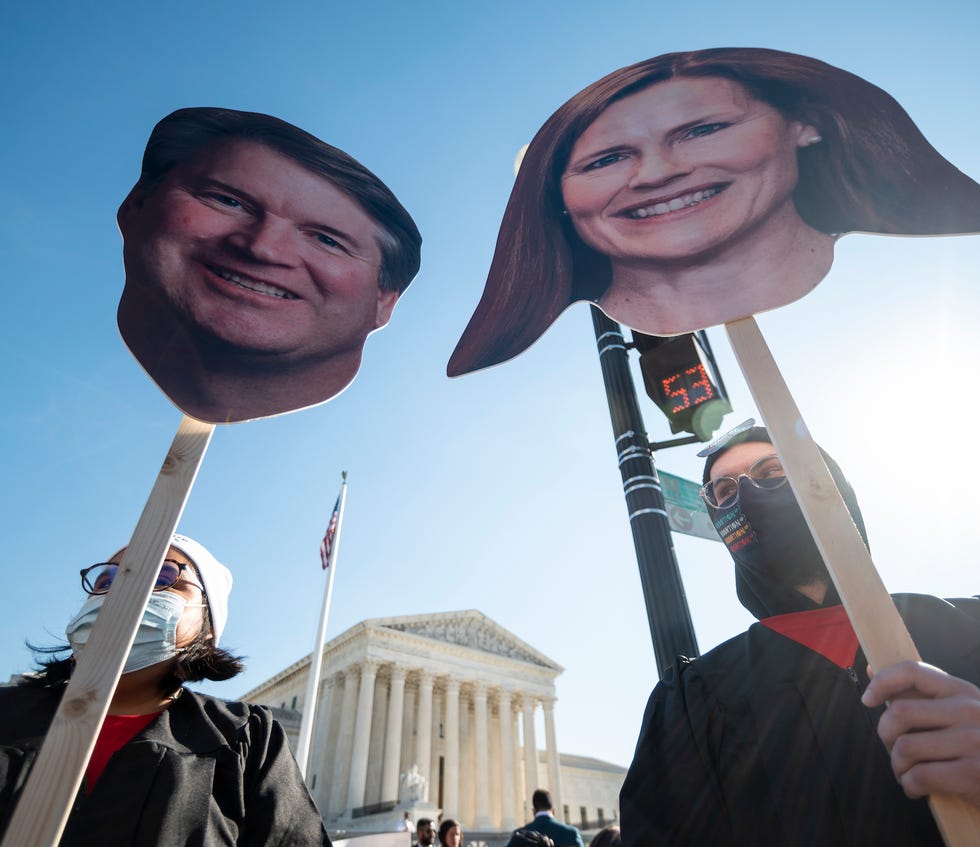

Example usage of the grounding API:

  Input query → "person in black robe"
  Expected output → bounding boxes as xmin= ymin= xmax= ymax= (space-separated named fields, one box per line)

xmin=620 ymin=422 xmax=980 ymax=846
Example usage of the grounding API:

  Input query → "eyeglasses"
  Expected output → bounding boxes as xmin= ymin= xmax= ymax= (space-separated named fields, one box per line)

xmin=699 ymin=454 xmax=788 ymax=508
xmin=80 ymin=559 xmax=204 ymax=596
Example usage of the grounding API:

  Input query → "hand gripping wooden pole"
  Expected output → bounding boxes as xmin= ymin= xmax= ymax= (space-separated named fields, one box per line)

xmin=725 ymin=317 xmax=980 ymax=847
xmin=1 ymin=416 xmax=214 ymax=847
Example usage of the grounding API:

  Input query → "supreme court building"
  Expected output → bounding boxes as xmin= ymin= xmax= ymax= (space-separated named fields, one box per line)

xmin=242 ymin=610 xmax=625 ymax=833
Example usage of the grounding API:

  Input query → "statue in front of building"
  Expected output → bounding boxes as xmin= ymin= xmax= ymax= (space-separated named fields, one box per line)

xmin=400 ymin=764 xmax=428 ymax=803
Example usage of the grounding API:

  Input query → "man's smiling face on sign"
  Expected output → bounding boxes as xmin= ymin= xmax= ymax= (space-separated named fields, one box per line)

xmin=118 ymin=138 xmax=398 ymax=371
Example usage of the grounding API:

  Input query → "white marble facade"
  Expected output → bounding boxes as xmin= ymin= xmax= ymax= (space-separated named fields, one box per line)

xmin=242 ymin=610 xmax=622 ymax=831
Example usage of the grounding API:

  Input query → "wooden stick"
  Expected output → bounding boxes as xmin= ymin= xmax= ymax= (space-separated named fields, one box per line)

xmin=1 ymin=415 xmax=214 ymax=847
xmin=725 ymin=316 xmax=980 ymax=846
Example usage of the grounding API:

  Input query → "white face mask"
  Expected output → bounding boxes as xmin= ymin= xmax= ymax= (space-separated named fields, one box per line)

xmin=65 ymin=591 xmax=206 ymax=674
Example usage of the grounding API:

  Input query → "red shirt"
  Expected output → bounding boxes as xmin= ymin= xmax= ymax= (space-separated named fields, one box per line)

xmin=761 ymin=604 xmax=860 ymax=669
xmin=85 ymin=712 xmax=160 ymax=794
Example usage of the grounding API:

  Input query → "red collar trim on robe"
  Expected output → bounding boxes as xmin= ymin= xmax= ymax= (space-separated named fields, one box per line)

xmin=761 ymin=604 xmax=860 ymax=669
xmin=85 ymin=711 xmax=160 ymax=794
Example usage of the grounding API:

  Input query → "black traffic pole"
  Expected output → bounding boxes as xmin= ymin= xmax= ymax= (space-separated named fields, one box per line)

xmin=591 ymin=306 xmax=700 ymax=675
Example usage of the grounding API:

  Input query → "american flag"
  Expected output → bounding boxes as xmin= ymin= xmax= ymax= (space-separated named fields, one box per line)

xmin=320 ymin=494 xmax=341 ymax=569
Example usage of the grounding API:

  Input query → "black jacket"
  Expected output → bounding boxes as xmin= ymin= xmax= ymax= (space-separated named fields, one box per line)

xmin=0 ymin=685 xmax=330 ymax=846
xmin=620 ymin=594 xmax=980 ymax=846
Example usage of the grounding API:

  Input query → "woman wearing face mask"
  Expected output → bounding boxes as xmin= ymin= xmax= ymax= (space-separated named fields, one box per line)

xmin=0 ymin=534 xmax=330 ymax=846
xmin=618 ymin=423 xmax=980 ymax=847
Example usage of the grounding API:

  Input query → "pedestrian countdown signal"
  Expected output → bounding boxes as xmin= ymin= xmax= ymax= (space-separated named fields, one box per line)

xmin=633 ymin=332 xmax=732 ymax=442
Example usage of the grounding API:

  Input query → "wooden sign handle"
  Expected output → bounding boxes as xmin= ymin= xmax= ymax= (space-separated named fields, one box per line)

xmin=725 ymin=316 xmax=980 ymax=846
xmin=1 ymin=415 xmax=214 ymax=847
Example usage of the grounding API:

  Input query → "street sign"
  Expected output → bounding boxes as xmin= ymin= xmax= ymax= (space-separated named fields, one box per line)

xmin=659 ymin=471 xmax=719 ymax=542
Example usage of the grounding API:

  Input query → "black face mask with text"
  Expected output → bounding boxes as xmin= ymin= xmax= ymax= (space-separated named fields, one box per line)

xmin=708 ymin=455 xmax=868 ymax=619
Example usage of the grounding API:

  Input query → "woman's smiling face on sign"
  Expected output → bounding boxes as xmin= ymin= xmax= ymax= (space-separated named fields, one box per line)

xmin=561 ymin=76 xmax=818 ymax=268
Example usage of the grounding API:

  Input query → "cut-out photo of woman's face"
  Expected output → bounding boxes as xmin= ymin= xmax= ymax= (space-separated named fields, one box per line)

xmin=448 ymin=48 xmax=980 ymax=377
xmin=561 ymin=75 xmax=826 ymax=330
xmin=118 ymin=108 xmax=421 ymax=424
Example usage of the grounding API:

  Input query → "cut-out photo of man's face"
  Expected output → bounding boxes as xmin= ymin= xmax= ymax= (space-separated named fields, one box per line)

xmin=448 ymin=47 xmax=980 ymax=377
xmin=118 ymin=108 xmax=421 ymax=424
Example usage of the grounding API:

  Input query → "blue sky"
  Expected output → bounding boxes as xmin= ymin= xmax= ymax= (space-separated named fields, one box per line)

xmin=2 ymin=0 xmax=979 ymax=774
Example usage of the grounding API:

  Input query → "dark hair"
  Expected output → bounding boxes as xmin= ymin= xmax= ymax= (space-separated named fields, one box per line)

xmin=169 ymin=601 xmax=245 ymax=687
xmin=588 ymin=826 xmax=622 ymax=847
xmin=23 ymin=564 xmax=244 ymax=695
xmin=438 ymin=819 xmax=461 ymax=844
xmin=448 ymin=47 xmax=980 ymax=376
xmin=417 ymin=818 xmax=434 ymax=829
xmin=137 ymin=107 xmax=421 ymax=296
xmin=531 ymin=788 xmax=553 ymax=811
xmin=22 ymin=635 xmax=243 ymax=694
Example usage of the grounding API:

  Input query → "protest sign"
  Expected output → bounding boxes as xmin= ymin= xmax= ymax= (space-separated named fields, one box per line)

xmin=449 ymin=48 xmax=980 ymax=844
xmin=3 ymin=108 xmax=421 ymax=847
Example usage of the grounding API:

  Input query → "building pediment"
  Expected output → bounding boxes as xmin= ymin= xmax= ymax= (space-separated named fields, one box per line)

xmin=371 ymin=610 xmax=561 ymax=671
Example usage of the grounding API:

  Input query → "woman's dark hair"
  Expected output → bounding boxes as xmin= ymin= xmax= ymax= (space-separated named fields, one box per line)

xmin=168 ymin=599 xmax=245 ymax=687
xmin=438 ymin=818 xmax=461 ymax=845
xmin=448 ymin=47 xmax=980 ymax=376
xmin=588 ymin=825 xmax=622 ymax=847
xmin=21 ymin=632 xmax=244 ymax=694
xmin=19 ymin=647 xmax=74 ymax=688
xmin=23 ymin=564 xmax=244 ymax=694
xmin=135 ymin=107 xmax=421 ymax=297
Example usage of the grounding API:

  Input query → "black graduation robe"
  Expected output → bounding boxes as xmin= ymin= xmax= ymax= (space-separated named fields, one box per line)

xmin=0 ymin=685 xmax=330 ymax=845
xmin=620 ymin=594 xmax=980 ymax=846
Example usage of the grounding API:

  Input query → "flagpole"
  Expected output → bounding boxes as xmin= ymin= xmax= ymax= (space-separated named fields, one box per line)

xmin=295 ymin=471 xmax=349 ymax=777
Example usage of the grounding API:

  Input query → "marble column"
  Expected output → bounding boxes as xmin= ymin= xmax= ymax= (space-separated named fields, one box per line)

xmin=472 ymin=682 xmax=492 ymax=828
xmin=443 ymin=677 xmax=461 ymax=818
xmin=512 ymin=701 xmax=525 ymax=820
xmin=460 ymin=691 xmax=475 ymax=824
xmin=330 ymin=667 xmax=360 ymax=817
xmin=415 ymin=670 xmax=434 ymax=793
xmin=346 ymin=659 xmax=379 ymax=813
xmin=522 ymin=696 xmax=538 ymax=806
xmin=381 ymin=666 xmax=408 ymax=803
xmin=497 ymin=688 xmax=519 ymax=829
xmin=310 ymin=675 xmax=337 ymax=812
xmin=542 ymin=697 xmax=564 ymax=821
